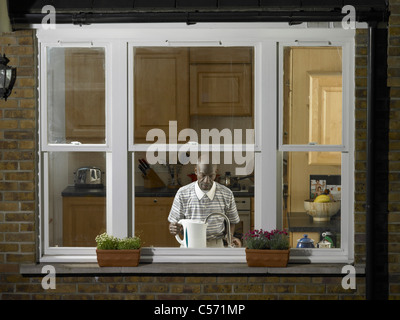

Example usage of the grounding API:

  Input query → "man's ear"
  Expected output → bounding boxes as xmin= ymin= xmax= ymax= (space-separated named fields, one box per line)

xmin=194 ymin=165 xmax=197 ymax=175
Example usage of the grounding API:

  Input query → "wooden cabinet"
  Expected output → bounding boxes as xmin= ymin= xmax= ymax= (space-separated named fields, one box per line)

xmin=135 ymin=197 xmax=179 ymax=247
xmin=189 ymin=47 xmax=253 ymax=116
xmin=62 ymin=196 xmax=106 ymax=247
xmin=65 ymin=48 xmax=106 ymax=144
xmin=133 ymin=48 xmax=190 ymax=143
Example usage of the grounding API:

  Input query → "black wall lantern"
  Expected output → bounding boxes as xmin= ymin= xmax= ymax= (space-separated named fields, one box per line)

xmin=0 ymin=54 xmax=16 ymax=100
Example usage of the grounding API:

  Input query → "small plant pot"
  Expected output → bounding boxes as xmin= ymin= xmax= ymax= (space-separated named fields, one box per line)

xmin=245 ymin=249 xmax=290 ymax=267
xmin=96 ymin=249 xmax=141 ymax=267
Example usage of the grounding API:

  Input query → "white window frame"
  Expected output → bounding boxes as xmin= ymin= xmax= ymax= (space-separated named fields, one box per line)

xmin=277 ymin=40 xmax=355 ymax=263
xmin=36 ymin=23 xmax=355 ymax=264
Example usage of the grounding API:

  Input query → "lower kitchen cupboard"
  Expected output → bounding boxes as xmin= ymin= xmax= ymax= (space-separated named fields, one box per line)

xmin=62 ymin=196 xmax=106 ymax=247
xmin=135 ymin=197 xmax=179 ymax=247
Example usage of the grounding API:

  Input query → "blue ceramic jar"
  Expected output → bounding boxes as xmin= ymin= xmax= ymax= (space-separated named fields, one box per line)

xmin=296 ymin=234 xmax=315 ymax=248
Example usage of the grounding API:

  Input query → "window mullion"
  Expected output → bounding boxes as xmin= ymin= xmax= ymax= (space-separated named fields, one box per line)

xmin=108 ymin=40 xmax=129 ymax=238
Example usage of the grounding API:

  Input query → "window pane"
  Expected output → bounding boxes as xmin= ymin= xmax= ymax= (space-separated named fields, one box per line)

xmin=47 ymin=152 xmax=106 ymax=247
xmin=133 ymin=47 xmax=254 ymax=144
xmin=282 ymin=47 xmax=342 ymax=145
xmin=134 ymin=150 xmax=255 ymax=247
xmin=132 ymin=46 xmax=255 ymax=248
xmin=47 ymin=47 xmax=106 ymax=144
xmin=282 ymin=151 xmax=341 ymax=249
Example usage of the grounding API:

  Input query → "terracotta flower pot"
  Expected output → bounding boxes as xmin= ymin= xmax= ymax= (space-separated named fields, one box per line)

xmin=96 ymin=249 xmax=141 ymax=267
xmin=245 ymin=248 xmax=290 ymax=267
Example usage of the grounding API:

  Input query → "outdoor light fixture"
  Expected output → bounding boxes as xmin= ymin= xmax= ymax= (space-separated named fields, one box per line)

xmin=0 ymin=54 xmax=16 ymax=100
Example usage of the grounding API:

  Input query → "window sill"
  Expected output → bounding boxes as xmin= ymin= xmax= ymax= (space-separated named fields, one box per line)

xmin=20 ymin=262 xmax=365 ymax=276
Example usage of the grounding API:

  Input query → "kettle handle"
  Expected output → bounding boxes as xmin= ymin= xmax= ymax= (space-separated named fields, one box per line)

xmin=175 ymin=220 xmax=185 ymax=246
xmin=175 ymin=234 xmax=184 ymax=246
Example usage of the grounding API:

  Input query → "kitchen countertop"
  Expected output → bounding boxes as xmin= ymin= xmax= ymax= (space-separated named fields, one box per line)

xmin=287 ymin=211 xmax=340 ymax=233
xmin=61 ymin=185 xmax=254 ymax=197
xmin=135 ymin=186 xmax=254 ymax=197
xmin=61 ymin=186 xmax=106 ymax=197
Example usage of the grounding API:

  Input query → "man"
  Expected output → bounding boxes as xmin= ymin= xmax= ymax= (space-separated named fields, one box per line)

xmin=168 ymin=154 xmax=241 ymax=248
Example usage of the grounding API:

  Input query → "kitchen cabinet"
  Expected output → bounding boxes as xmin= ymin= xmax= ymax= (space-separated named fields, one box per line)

xmin=62 ymin=196 xmax=106 ymax=247
xmin=189 ymin=47 xmax=253 ymax=116
xmin=65 ymin=48 xmax=106 ymax=144
xmin=135 ymin=197 xmax=179 ymax=247
xmin=133 ymin=48 xmax=190 ymax=143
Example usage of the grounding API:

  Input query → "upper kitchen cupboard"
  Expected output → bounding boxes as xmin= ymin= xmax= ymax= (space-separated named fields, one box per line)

xmin=46 ymin=47 xmax=106 ymax=145
xmin=65 ymin=48 xmax=106 ymax=144
xmin=189 ymin=47 xmax=253 ymax=117
xmin=133 ymin=47 xmax=190 ymax=143
xmin=132 ymin=46 xmax=254 ymax=143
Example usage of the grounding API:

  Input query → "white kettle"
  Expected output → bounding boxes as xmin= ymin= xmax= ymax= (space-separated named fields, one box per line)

xmin=175 ymin=219 xmax=208 ymax=248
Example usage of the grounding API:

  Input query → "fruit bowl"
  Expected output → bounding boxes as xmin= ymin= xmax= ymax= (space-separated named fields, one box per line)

xmin=304 ymin=200 xmax=341 ymax=222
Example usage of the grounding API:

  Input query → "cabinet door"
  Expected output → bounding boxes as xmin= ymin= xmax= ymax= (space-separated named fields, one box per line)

xmin=190 ymin=63 xmax=252 ymax=116
xmin=135 ymin=197 xmax=179 ymax=247
xmin=65 ymin=48 xmax=106 ymax=144
xmin=62 ymin=197 xmax=106 ymax=247
xmin=133 ymin=48 xmax=189 ymax=143
xmin=189 ymin=47 xmax=253 ymax=116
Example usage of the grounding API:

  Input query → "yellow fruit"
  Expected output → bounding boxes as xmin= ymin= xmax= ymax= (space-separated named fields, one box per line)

xmin=314 ymin=195 xmax=331 ymax=203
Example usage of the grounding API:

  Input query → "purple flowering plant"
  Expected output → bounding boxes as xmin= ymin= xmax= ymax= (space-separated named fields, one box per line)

xmin=243 ymin=229 xmax=290 ymax=250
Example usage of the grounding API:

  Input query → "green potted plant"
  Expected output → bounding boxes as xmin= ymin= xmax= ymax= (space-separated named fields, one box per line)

xmin=243 ymin=229 xmax=290 ymax=267
xmin=95 ymin=232 xmax=142 ymax=267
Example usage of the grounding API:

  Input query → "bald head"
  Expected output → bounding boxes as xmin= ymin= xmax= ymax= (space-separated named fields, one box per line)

xmin=195 ymin=154 xmax=218 ymax=191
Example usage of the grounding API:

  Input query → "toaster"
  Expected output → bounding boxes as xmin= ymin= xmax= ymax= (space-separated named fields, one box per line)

xmin=74 ymin=167 xmax=103 ymax=188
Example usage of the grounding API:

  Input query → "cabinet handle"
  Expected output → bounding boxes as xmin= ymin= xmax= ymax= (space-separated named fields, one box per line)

xmin=153 ymin=199 xmax=157 ymax=203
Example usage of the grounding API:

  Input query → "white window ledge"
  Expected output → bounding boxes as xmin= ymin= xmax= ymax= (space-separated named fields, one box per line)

xmin=20 ymin=263 xmax=365 ymax=276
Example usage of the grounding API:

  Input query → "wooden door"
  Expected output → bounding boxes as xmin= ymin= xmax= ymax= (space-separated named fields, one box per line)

xmin=285 ymin=47 xmax=342 ymax=213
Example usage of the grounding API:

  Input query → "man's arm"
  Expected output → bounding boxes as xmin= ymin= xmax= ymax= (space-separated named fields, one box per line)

xmin=168 ymin=190 xmax=184 ymax=235
xmin=230 ymin=223 xmax=242 ymax=247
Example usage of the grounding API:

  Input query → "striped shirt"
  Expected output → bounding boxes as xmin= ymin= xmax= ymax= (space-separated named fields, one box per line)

xmin=168 ymin=181 xmax=240 ymax=240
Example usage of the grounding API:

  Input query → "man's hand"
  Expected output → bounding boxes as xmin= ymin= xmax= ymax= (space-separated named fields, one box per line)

xmin=231 ymin=236 xmax=242 ymax=247
xmin=169 ymin=222 xmax=182 ymax=235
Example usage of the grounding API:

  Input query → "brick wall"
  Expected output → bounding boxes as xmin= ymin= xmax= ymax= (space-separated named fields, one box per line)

xmin=1 ymin=275 xmax=364 ymax=300
xmin=0 ymin=30 xmax=37 ymax=274
xmin=354 ymin=28 xmax=368 ymax=266
xmin=0 ymin=4 xmax=398 ymax=299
